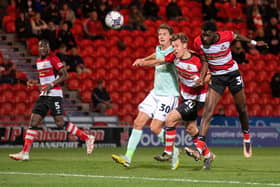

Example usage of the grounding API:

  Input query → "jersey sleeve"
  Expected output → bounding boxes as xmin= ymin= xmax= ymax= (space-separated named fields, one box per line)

xmin=51 ymin=55 xmax=64 ymax=70
xmin=223 ymin=31 xmax=235 ymax=42
xmin=193 ymin=37 xmax=204 ymax=55
xmin=164 ymin=52 xmax=176 ymax=63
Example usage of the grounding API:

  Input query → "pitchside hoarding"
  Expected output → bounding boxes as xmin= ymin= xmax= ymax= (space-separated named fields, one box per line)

xmin=0 ymin=126 xmax=130 ymax=148
xmin=0 ymin=117 xmax=279 ymax=147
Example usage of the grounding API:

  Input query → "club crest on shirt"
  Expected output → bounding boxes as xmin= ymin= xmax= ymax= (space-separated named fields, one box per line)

xmin=220 ymin=44 xmax=227 ymax=51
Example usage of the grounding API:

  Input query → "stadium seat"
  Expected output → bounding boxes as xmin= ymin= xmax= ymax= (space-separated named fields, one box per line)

xmin=15 ymin=102 xmax=27 ymax=115
xmin=106 ymin=57 xmax=120 ymax=70
xmin=12 ymin=83 xmax=26 ymax=91
xmin=80 ymin=90 xmax=92 ymax=102
xmin=0 ymin=83 xmax=12 ymax=91
xmin=67 ymin=78 xmax=80 ymax=90
xmin=248 ymin=103 xmax=261 ymax=116
xmin=0 ymin=102 xmax=13 ymax=115
xmin=80 ymin=79 xmax=94 ymax=92
xmin=83 ymin=55 xmax=94 ymax=67
xmin=106 ymin=68 xmax=120 ymax=80
xmin=120 ymin=80 xmax=133 ymax=92
xmin=107 ymin=80 xmax=120 ymax=92
xmin=110 ymin=91 xmax=120 ymax=102
xmin=15 ymin=90 xmax=28 ymax=103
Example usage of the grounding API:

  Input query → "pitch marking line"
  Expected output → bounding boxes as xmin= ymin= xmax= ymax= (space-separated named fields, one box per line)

xmin=0 ymin=171 xmax=280 ymax=186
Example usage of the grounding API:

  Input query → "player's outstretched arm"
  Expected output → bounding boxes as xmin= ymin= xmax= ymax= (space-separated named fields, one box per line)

xmin=143 ymin=53 xmax=156 ymax=61
xmin=132 ymin=58 xmax=164 ymax=66
xmin=235 ymin=33 xmax=268 ymax=48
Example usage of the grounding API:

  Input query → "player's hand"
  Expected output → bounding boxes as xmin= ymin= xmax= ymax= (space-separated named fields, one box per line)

xmin=257 ymin=41 xmax=269 ymax=48
xmin=27 ymin=80 xmax=38 ymax=88
xmin=132 ymin=59 xmax=145 ymax=66
xmin=41 ymin=84 xmax=52 ymax=95
xmin=192 ymin=76 xmax=203 ymax=87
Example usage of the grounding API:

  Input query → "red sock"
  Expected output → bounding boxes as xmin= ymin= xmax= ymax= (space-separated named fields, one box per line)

xmin=66 ymin=122 xmax=89 ymax=141
xmin=22 ymin=129 xmax=38 ymax=153
xmin=192 ymin=137 xmax=206 ymax=154
xmin=243 ymin=133 xmax=251 ymax=143
xmin=164 ymin=128 xmax=176 ymax=155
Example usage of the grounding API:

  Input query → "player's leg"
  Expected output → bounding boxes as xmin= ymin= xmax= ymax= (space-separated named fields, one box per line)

xmin=51 ymin=97 xmax=95 ymax=154
xmin=150 ymin=95 xmax=178 ymax=144
xmin=230 ymin=72 xmax=252 ymax=158
xmin=112 ymin=111 xmax=149 ymax=167
xmin=200 ymin=88 xmax=222 ymax=138
xmin=199 ymin=74 xmax=225 ymax=155
xmin=9 ymin=97 xmax=47 ymax=160
xmin=184 ymin=120 xmax=216 ymax=170
xmin=112 ymin=92 xmax=155 ymax=167
xmin=153 ymin=109 xmax=181 ymax=169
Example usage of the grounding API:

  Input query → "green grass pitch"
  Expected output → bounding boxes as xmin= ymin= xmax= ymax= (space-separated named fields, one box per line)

xmin=0 ymin=147 xmax=280 ymax=187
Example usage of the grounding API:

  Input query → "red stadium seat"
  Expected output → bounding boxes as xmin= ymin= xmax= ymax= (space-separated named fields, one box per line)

xmin=28 ymin=90 xmax=40 ymax=103
xmin=106 ymin=57 xmax=120 ymax=70
xmin=12 ymin=83 xmax=26 ymax=91
xmin=83 ymin=55 xmax=94 ymax=67
xmin=0 ymin=102 xmax=13 ymax=115
xmin=15 ymin=90 xmax=28 ymax=103
xmin=120 ymin=80 xmax=133 ymax=92
xmin=110 ymin=91 xmax=120 ymax=102
xmin=80 ymin=79 xmax=94 ymax=91
xmin=245 ymin=81 xmax=257 ymax=93
xmin=248 ymin=103 xmax=261 ymax=116
xmin=0 ymin=83 xmax=12 ymax=91
xmin=107 ymin=80 xmax=120 ymax=92
xmin=257 ymin=70 xmax=268 ymax=82
xmin=106 ymin=68 xmax=120 ymax=80
xmin=95 ymin=68 xmax=107 ymax=79
xmin=67 ymin=78 xmax=80 ymax=90
xmin=80 ymin=90 xmax=92 ymax=102
xmin=15 ymin=102 xmax=27 ymax=115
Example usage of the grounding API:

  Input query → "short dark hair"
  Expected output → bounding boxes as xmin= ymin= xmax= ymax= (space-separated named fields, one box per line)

xmin=158 ymin=23 xmax=174 ymax=35
xmin=39 ymin=39 xmax=50 ymax=46
xmin=171 ymin=33 xmax=188 ymax=43
xmin=202 ymin=21 xmax=217 ymax=32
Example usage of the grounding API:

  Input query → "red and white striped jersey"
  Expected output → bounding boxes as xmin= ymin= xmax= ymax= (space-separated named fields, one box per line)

xmin=194 ymin=31 xmax=238 ymax=75
xmin=35 ymin=54 xmax=64 ymax=97
xmin=165 ymin=52 xmax=207 ymax=102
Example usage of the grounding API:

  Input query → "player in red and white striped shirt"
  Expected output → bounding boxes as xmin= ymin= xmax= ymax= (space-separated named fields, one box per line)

xmin=9 ymin=40 xmax=95 ymax=161
xmin=133 ymin=33 xmax=215 ymax=170
xmin=193 ymin=21 xmax=268 ymax=158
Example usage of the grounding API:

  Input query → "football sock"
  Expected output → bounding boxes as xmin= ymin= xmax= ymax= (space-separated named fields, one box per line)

xmin=125 ymin=129 xmax=143 ymax=162
xmin=243 ymin=130 xmax=251 ymax=143
xmin=157 ymin=128 xmax=165 ymax=143
xmin=193 ymin=135 xmax=206 ymax=154
xmin=66 ymin=122 xmax=89 ymax=141
xmin=22 ymin=128 xmax=38 ymax=153
xmin=164 ymin=127 xmax=176 ymax=155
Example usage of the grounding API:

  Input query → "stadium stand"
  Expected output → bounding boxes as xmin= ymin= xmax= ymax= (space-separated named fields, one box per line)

xmin=0 ymin=0 xmax=279 ymax=126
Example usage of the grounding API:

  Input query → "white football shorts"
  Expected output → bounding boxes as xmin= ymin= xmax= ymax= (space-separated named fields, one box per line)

xmin=138 ymin=91 xmax=179 ymax=121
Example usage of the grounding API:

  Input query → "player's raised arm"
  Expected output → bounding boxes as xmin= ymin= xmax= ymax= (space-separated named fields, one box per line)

xmin=132 ymin=58 xmax=164 ymax=66
xmin=234 ymin=33 xmax=268 ymax=48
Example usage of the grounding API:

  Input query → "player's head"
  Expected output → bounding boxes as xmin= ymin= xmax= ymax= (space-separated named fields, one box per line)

xmin=38 ymin=39 xmax=50 ymax=58
xmin=157 ymin=24 xmax=174 ymax=47
xmin=201 ymin=21 xmax=217 ymax=46
xmin=171 ymin=33 xmax=188 ymax=58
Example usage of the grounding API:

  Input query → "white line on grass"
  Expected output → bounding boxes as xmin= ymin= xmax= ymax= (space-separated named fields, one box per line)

xmin=0 ymin=171 xmax=280 ymax=186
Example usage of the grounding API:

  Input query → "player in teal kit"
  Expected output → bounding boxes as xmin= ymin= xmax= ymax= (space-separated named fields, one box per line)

xmin=112 ymin=24 xmax=180 ymax=170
